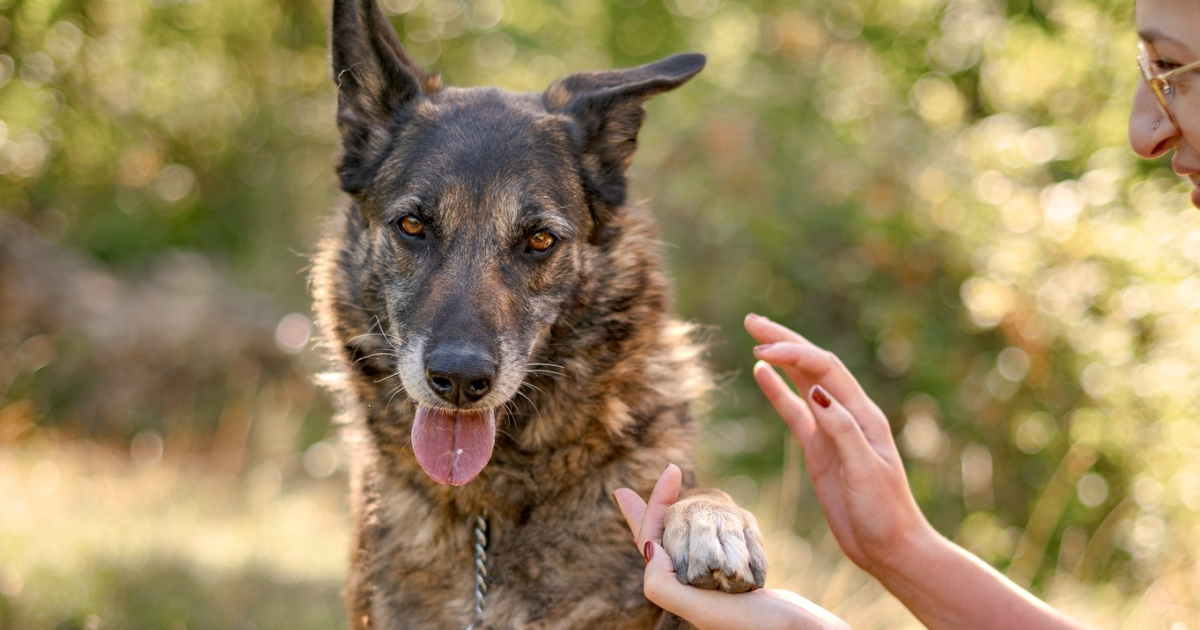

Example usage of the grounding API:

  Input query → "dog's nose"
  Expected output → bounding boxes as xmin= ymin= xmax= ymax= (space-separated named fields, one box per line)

xmin=424 ymin=344 xmax=497 ymax=407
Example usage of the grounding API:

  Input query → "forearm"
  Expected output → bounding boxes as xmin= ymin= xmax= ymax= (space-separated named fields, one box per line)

xmin=873 ymin=527 xmax=1093 ymax=630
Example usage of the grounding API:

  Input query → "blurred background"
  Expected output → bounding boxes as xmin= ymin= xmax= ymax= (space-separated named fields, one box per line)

xmin=2 ymin=0 xmax=1198 ymax=627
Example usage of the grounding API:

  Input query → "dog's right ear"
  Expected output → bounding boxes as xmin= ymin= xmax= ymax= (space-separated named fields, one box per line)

xmin=331 ymin=0 xmax=434 ymax=195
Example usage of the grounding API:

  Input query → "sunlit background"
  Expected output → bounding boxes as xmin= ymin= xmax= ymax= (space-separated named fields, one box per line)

xmin=2 ymin=0 xmax=1198 ymax=627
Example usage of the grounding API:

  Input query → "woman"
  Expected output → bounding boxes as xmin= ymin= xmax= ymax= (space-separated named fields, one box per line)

xmin=613 ymin=1 xmax=1199 ymax=627
xmin=1129 ymin=0 xmax=1200 ymax=209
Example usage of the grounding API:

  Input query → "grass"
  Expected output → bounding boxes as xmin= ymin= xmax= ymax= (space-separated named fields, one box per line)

xmin=0 ymin=436 xmax=1191 ymax=629
xmin=0 ymin=437 xmax=346 ymax=630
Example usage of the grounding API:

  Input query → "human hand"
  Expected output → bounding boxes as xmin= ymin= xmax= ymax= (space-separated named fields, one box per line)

xmin=613 ymin=465 xmax=850 ymax=630
xmin=744 ymin=313 xmax=935 ymax=576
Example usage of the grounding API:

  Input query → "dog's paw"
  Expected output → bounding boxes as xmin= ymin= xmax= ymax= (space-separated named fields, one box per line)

xmin=662 ymin=488 xmax=766 ymax=593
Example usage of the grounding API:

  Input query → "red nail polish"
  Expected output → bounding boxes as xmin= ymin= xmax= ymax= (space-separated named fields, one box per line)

xmin=643 ymin=541 xmax=654 ymax=563
xmin=812 ymin=386 xmax=832 ymax=409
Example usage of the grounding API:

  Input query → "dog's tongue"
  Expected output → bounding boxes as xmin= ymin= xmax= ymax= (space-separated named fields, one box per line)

xmin=411 ymin=406 xmax=496 ymax=486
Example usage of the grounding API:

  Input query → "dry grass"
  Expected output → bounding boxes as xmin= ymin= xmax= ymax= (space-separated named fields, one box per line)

xmin=1 ymin=437 xmax=1194 ymax=630
xmin=0 ymin=437 xmax=346 ymax=630
xmin=731 ymin=472 xmax=1195 ymax=630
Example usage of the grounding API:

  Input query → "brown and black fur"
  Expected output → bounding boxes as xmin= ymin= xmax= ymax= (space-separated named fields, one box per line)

xmin=312 ymin=1 xmax=766 ymax=628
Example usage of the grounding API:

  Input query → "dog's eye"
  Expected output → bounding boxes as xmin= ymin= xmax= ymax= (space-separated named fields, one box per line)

xmin=398 ymin=215 xmax=425 ymax=237
xmin=527 ymin=230 xmax=556 ymax=253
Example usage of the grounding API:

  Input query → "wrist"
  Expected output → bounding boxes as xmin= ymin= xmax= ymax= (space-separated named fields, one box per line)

xmin=865 ymin=517 xmax=943 ymax=584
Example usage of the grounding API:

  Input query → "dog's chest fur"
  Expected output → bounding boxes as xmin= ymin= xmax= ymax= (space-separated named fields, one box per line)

xmin=352 ymin=453 xmax=679 ymax=629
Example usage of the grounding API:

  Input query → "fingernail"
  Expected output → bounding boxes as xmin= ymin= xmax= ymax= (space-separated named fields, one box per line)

xmin=754 ymin=343 xmax=774 ymax=352
xmin=747 ymin=313 xmax=763 ymax=321
xmin=811 ymin=385 xmax=832 ymax=409
xmin=643 ymin=541 xmax=654 ymax=563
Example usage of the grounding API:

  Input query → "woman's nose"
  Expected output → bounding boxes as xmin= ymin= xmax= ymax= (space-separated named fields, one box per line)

xmin=1129 ymin=80 xmax=1178 ymax=159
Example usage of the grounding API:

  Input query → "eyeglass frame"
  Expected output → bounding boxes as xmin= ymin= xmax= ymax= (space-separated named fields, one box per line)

xmin=1137 ymin=40 xmax=1200 ymax=132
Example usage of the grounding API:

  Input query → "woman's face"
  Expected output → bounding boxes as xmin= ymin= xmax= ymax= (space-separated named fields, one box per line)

xmin=1130 ymin=0 xmax=1200 ymax=208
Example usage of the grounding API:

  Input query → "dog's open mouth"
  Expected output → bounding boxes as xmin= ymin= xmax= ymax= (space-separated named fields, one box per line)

xmin=411 ymin=404 xmax=496 ymax=486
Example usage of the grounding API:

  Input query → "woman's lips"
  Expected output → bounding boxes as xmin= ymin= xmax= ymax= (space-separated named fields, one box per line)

xmin=1166 ymin=156 xmax=1200 ymax=207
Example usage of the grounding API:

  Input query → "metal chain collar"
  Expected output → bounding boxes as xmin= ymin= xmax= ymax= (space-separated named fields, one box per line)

xmin=465 ymin=513 xmax=489 ymax=630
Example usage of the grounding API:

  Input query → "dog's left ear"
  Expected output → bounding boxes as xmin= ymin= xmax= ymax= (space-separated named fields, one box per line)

xmin=545 ymin=53 xmax=705 ymax=236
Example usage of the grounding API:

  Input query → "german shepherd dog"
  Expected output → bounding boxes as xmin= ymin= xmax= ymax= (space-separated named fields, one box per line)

xmin=312 ymin=1 xmax=766 ymax=628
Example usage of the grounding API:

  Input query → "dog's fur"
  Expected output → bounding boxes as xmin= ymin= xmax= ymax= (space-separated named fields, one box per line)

xmin=312 ymin=1 xmax=766 ymax=628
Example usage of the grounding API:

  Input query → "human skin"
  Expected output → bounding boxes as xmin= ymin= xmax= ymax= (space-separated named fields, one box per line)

xmin=609 ymin=312 xmax=1094 ymax=630
xmin=744 ymin=314 xmax=1092 ymax=630
xmin=613 ymin=464 xmax=849 ymax=630
xmin=1128 ymin=0 xmax=1200 ymax=207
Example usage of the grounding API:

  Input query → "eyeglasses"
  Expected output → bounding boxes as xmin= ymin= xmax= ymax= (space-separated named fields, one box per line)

xmin=1137 ymin=41 xmax=1200 ymax=132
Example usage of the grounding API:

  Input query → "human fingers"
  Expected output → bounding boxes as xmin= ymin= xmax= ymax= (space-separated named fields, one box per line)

xmin=755 ymin=360 xmax=858 ymax=556
xmin=743 ymin=314 xmax=855 ymax=412
xmin=744 ymin=313 xmax=813 ymax=347
xmin=806 ymin=385 xmax=880 ymax=474
xmin=753 ymin=342 xmax=890 ymax=446
xmin=613 ymin=487 xmax=648 ymax=541
xmin=752 ymin=342 xmax=856 ymax=399
xmin=643 ymin=543 xmax=843 ymax=630
xmin=752 ymin=361 xmax=816 ymax=445
xmin=642 ymin=541 xmax=728 ymax=627
xmin=752 ymin=360 xmax=843 ymax=482
xmin=637 ymin=463 xmax=682 ymax=550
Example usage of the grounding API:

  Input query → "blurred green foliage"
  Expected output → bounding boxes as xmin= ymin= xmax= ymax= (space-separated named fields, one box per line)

xmin=2 ymin=0 xmax=1199 ymax=627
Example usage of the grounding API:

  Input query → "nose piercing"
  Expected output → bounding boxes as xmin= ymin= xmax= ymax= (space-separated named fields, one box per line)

xmin=1154 ymin=121 xmax=1161 ymax=130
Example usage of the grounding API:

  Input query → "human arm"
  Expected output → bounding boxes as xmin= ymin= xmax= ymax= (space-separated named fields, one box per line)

xmin=613 ymin=465 xmax=850 ymax=630
xmin=744 ymin=313 xmax=1093 ymax=630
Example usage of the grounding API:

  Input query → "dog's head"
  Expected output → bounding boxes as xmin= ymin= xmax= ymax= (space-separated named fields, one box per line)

xmin=330 ymin=0 xmax=703 ymax=486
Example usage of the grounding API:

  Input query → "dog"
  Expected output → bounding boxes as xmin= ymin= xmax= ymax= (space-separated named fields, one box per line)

xmin=311 ymin=1 xmax=766 ymax=628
